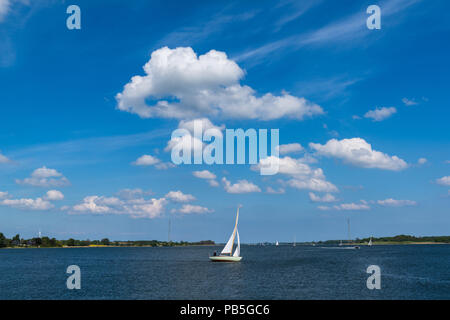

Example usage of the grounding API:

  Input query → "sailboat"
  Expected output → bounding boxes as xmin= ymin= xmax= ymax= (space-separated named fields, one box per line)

xmin=209 ymin=206 xmax=242 ymax=262
xmin=275 ymin=241 xmax=279 ymax=246
xmin=346 ymin=218 xmax=360 ymax=249
xmin=368 ymin=236 xmax=373 ymax=247
xmin=293 ymin=236 xmax=296 ymax=247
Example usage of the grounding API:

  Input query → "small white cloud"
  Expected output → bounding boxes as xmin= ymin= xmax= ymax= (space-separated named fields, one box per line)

xmin=309 ymin=192 xmax=337 ymax=203
xmin=0 ymin=151 xmax=10 ymax=163
xmin=44 ymin=190 xmax=64 ymax=201
xmin=0 ymin=0 xmax=11 ymax=22
xmin=0 ymin=191 xmax=9 ymax=199
xmin=133 ymin=155 xmax=160 ymax=166
xmin=70 ymin=194 xmax=167 ymax=219
xmin=208 ymin=180 xmax=219 ymax=187
xmin=173 ymin=204 xmax=213 ymax=214
xmin=16 ymin=166 xmax=70 ymax=187
xmin=252 ymin=155 xmax=338 ymax=192
xmin=277 ymin=143 xmax=303 ymax=155
xmin=193 ymin=170 xmax=216 ymax=180
xmin=193 ymin=170 xmax=219 ymax=187
xmin=402 ymin=98 xmax=418 ymax=106
xmin=377 ymin=198 xmax=417 ymax=207
xmin=133 ymin=154 xmax=174 ymax=170
xmin=165 ymin=190 xmax=195 ymax=202
xmin=1 ymin=197 xmax=54 ymax=211
xmin=417 ymin=158 xmax=427 ymax=165
xmin=266 ymin=186 xmax=285 ymax=194
xmin=333 ymin=203 xmax=370 ymax=211
xmin=310 ymin=138 xmax=408 ymax=171
xmin=222 ymin=177 xmax=261 ymax=194
xmin=436 ymin=176 xmax=450 ymax=186
xmin=116 ymin=188 xmax=152 ymax=200
xmin=364 ymin=107 xmax=397 ymax=121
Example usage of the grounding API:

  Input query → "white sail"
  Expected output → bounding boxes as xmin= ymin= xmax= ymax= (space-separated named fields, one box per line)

xmin=221 ymin=228 xmax=236 ymax=255
xmin=368 ymin=237 xmax=373 ymax=246
xmin=276 ymin=241 xmax=279 ymax=246
xmin=220 ymin=206 xmax=240 ymax=256
xmin=233 ymin=230 xmax=240 ymax=257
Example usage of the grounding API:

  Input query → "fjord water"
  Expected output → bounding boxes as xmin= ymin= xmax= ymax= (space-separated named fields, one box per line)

xmin=1 ymin=245 xmax=449 ymax=299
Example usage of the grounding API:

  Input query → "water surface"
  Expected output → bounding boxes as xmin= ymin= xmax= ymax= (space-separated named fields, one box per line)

xmin=1 ymin=245 xmax=449 ymax=299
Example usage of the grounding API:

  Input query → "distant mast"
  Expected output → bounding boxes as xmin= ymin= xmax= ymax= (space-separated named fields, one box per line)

xmin=168 ymin=217 xmax=171 ymax=242
xmin=293 ymin=236 xmax=296 ymax=247
xmin=347 ymin=218 xmax=351 ymax=244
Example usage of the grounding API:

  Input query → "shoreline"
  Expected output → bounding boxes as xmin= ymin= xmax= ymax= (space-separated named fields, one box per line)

xmin=2 ymin=242 xmax=449 ymax=249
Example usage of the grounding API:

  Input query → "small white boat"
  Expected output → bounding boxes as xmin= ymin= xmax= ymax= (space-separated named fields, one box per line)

xmin=368 ymin=236 xmax=373 ymax=247
xmin=275 ymin=241 xmax=279 ymax=246
xmin=210 ymin=206 xmax=242 ymax=262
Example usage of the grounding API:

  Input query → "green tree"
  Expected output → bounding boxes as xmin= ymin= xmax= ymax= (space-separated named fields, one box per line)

xmin=100 ymin=238 xmax=110 ymax=245
xmin=0 ymin=233 xmax=6 ymax=248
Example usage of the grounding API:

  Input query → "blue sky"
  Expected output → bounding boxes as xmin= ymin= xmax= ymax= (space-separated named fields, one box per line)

xmin=0 ymin=0 xmax=449 ymax=242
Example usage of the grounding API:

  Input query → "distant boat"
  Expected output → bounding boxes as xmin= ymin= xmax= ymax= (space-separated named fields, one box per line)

xmin=275 ymin=241 xmax=279 ymax=246
xmin=368 ymin=236 xmax=373 ymax=247
xmin=293 ymin=236 xmax=296 ymax=247
xmin=339 ymin=240 xmax=343 ymax=246
xmin=210 ymin=206 xmax=242 ymax=262
xmin=347 ymin=218 xmax=360 ymax=249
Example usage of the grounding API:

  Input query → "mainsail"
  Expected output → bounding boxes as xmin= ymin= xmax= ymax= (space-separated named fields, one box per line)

xmin=220 ymin=206 xmax=240 ymax=256
xmin=233 ymin=230 xmax=240 ymax=257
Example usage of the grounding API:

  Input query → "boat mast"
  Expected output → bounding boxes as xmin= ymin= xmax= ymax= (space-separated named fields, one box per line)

xmin=168 ymin=217 xmax=171 ymax=242
xmin=229 ymin=206 xmax=240 ymax=256
xmin=347 ymin=218 xmax=351 ymax=244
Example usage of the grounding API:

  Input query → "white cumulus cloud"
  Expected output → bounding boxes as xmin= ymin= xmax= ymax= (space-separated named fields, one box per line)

xmin=309 ymin=192 xmax=337 ymax=203
xmin=1 ymin=197 xmax=53 ymax=211
xmin=277 ymin=143 xmax=303 ymax=155
xmin=0 ymin=151 xmax=10 ymax=163
xmin=173 ymin=204 xmax=213 ymax=214
xmin=44 ymin=190 xmax=64 ymax=201
xmin=165 ymin=190 xmax=195 ymax=202
xmin=377 ymin=198 xmax=417 ymax=207
xmin=116 ymin=47 xmax=324 ymax=120
xmin=222 ymin=177 xmax=261 ymax=194
xmin=71 ymin=194 xmax=167 ymax=219
xmin=252 ymin=156 xmax=338 ymax=193
xmin=436 ymin=176 xmax=450 ymax=186
xmin=16 ymin=166 xmax=70 ymax=187
xmin=310 ymin=138 xmax=408 ymax=171
xmin=364 ymin=107 xmax=397 ymax=121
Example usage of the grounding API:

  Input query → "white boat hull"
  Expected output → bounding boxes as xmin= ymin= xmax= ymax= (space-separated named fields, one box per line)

xmin=209 ymin=256 xmax=242 ymax=262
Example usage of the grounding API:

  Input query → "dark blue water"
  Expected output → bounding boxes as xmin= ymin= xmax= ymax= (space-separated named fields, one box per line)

xmin=1 ymin=245 xmax=449 ymax=299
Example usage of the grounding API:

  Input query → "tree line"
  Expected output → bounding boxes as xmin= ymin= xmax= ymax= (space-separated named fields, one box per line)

xmin=0 ymin=233 xmax=215 ymax=248
xmin=318 ymin=234 xmax=450 ymax=244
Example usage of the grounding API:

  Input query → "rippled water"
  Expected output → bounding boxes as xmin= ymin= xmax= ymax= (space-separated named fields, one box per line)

xmin=1 ymin=245 xmax=449 ymax=299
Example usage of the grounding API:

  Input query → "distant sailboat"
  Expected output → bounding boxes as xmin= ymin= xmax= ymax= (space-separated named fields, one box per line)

xmin=347 ymin=218 xmax=360 ymax=249
xmin=275 ymin=241 xmax=279 ymax=246
xmin=368 ymin=236 xmax=373 ymax=247
xmin=210 ymin=206 xmax=242 ymax=262
xmin=293 ymin=236 xmax=296 ymax=247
